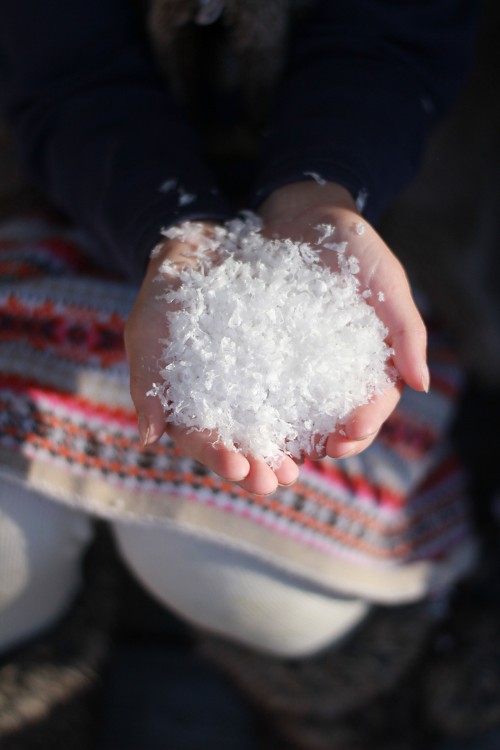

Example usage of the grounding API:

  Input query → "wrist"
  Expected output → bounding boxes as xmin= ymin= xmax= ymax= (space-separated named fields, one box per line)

xmin=258 ymin=181 xmax=360 ymax=244
xmin=259 ymin=181 xmax=358 ymax=224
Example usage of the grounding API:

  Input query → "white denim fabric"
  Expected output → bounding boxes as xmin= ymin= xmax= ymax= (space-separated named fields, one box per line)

xmin=0 ymin=480 xmax=370 ymax=658
xmin=0 ymin=478 xmax=93 ymax=653
xmin=112 ymin=518 xmax=369 ymax=658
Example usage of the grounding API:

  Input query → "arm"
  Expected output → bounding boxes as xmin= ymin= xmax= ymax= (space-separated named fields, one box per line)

xmin=0 ymin=0 xmax=231 ymax=280
xmin=126 ymin=0 xmax=478 ymax=491
xmin=258 ymin=180 xmax=424 ymax=461
xmin=124 ymin=223 xmax=301 ymax=495
xmin=0 ymin=0 xmax=298 ymax=495
xmin=250 ymin=0 xmax=478 ymax=461
xmin=252 ymin=0 xmax=479 ymax=222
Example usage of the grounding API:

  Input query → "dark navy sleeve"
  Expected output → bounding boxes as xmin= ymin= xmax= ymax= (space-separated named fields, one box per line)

xmin=0 ymin=0 xmax=231 ymax=281
xmin=252 ymin=0 xmax=479 ymax=223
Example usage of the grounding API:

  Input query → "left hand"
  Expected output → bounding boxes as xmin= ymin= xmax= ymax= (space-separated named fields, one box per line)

xmin=125 ymin=222 xmax=300 ymax=496
xmin=259 ymin=180 xmax=429 ymax=461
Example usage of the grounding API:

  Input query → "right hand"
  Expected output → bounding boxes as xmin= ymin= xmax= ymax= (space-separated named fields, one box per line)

xmin=259 ymin=181 xmax=429 ymax=461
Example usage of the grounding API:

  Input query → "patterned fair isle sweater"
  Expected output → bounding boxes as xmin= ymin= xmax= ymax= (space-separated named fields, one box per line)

xmin=0 ymin=219 xmax=476 ymax=603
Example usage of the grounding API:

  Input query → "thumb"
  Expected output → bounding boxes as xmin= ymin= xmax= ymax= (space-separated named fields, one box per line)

xmin=125 ymin=303 xmax=168 ymax=447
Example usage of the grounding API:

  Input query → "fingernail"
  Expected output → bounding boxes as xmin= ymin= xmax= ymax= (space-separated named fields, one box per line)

xmin=337 ymin=448 xmax=359 ymax=459
xmin=278 ymin=471 xmax=300 ymax=487
xmin=421 ymin=363 xmax=431 ymax=393
xmin=331 ymin=444 xmax=359 ymax=460
xmin=350 ymin=430 xmax=378 ymax=443
xmin=138 ymin=414 xmax=151 ymax=446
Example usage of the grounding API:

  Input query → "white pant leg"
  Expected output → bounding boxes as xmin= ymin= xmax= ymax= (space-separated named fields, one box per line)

xmin=0 ymin=479 xmax=93 ymax=654
xmin=112 ymin=519 xmax=369 ymax=658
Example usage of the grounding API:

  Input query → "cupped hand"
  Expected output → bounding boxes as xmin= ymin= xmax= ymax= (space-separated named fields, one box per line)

xmin=124 ymin=222 xmax=300 ymax=496
xmin=259 ymin=181 xmax=429 ymax=461
xmin=126 ymin=181 xmax=428 ymax=494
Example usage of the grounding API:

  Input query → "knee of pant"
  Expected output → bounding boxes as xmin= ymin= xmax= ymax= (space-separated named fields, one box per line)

xmin=0 ymin=485 xmax=93 ymax=649
xmin=112 ymin=520 xmax=369 ymax=659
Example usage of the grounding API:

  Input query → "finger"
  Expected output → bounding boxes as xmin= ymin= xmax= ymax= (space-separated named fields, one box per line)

xmin=303 ymin=434 xmax=329 ymax=461
xmin=342 ymin=380 xmax=404 ymax=441
xmin=326 ymin=430 xmax=379 ymax=460
xmin=125 ymin=310 xmax=168 ymax=445
xmin=166 ymin=424 xmax=251 ymax=482
xmin=275 ymin=455 xmax=300 ymax=486
xmin=130 ymin=371 xmax=168 ymax=446
xmin=238 ymin=458 xmax=279 ymax=496
xmin=362 ymin=251 xmax=428 ymax=393
xmin=326 ymin=381 xmax=403 ymax=459
xmin=390 ymin=315 xmax=429 ymax=394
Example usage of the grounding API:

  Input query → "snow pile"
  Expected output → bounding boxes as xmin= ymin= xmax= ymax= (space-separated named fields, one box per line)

xmin=151 ymin=213 xmax=394 ymax=467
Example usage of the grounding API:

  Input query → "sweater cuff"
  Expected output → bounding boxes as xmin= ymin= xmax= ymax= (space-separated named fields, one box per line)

xmin=111 ymin=187 xmax=233 ymax=281
xmin=250 ymin=159 xmax=375 ymax=221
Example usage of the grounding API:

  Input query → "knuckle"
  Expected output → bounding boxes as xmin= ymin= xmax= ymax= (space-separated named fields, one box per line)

xmin=413 ymin=319 xmax=427 ymax=344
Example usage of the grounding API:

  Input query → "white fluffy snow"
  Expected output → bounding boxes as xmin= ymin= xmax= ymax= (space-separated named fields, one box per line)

xmin=150 ymin=214 xmax=394 ymax=467
xmin=304 ymin=171 xmax=327 ymax=186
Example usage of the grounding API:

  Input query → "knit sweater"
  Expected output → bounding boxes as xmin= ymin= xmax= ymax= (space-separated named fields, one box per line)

xmin=0 ymin=0 xmax=478 ymax=281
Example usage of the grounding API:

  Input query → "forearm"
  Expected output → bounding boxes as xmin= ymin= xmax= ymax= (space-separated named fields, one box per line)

xmin=0 ymin=0 xmax=230 ymax=281
xmin=253 ymin=0 xmax=479 ymax=222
